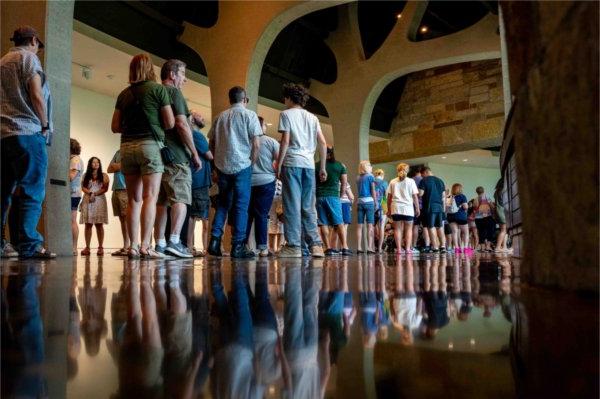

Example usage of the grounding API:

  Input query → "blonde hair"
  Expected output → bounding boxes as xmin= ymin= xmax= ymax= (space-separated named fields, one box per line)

xmin=374 ymin=168 xmax=385 ymax=178
xmin=451 ymin=183 xmax=463 ymax=195
xmin=129 ymin=53 xmax=156 ymax=84
xmin=396 ymin=163 xmax=409 ymax=179
xmin=358 ymin=160 xmax=372 ymax=174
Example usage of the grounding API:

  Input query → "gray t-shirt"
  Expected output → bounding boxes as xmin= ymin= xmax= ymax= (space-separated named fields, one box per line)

xmin=252 ymin=135 xmax=279 ymax=187
xmin=208 ymin=103 xmax=262 ymax=175
xmin=69 ymin=155 xmax=84 ymax=197
xmin=278 ymin=108 xmax=320 ymax=169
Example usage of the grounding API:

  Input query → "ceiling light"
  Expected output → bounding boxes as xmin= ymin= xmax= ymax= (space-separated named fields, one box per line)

xmin=441 ymin=156 xmax=447 ymax=159
xmin=448 ymin=342 xmax=454 ymax=350
xmin=267 ymin=123 xmax=273 ymax=126
xmin=420 ymin=26 xmax=428 ymax=33
xmin=462 ymin=159 xmax=468 ymax=162
xmin=396 ymin=13 xmax=402 ymax=19
xmin=106 ymin=74 xmax=114 ymax=80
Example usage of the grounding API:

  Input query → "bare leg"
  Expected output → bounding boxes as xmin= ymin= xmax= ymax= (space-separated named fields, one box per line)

xmin=202 ymin=219 xmax=209 ymax=251
xmin=460 ymin=224 xmax=469 ymax=250
xmin=437 ymin=227 xmax=446 ymax=248
xmin=140 ymin=173 xmax=162 ymax=251
xmin=394 ymin=221 xmax=402 ymax=253
xmin=336 ymin=224 xmax=348 ymax=250
xmin=118 ymin=215 xmax=130 ymax=249
xmin=95 ymin=223 xmax=104 ymax=248
xmin=169 ymin=203 xmax=187 ymax=236
xmin=320 ymin=225 xmax=331 ymax=250
xmin=187 ymin=217 xmax=196 ymax=249
xmin=356 ymin=224 xmax=363 ymax=252
xmin=404 ymin=221 xmax=413 ymax=253
xmin=84 ymin=223 xmax=92 ymax=249
xmin=496 ymin=224 xmax=507 ymax=251
xmin=412 ymin=224 xmax=419 ymax=248
xmin=378 ymin=215 xmax=387 ymax=252
xmin=71 ymin=210 xmax=79 ymax=253
xmin=329 ymin=228 xmax=338 ymax=250
xmin=125 ymin=174 xmax=143 ymax=248
xmin=367 ymin=223 xmax=374 ymax=252
xmin=154 ymin=205 xmax=168 ymax=243
xmin=423 ymin=227 xmax=431 ymax=247
xmin=450 ymin=223 xmax=459 ymax=250
xmin=428 ymin=227 xmax=439 ymax=249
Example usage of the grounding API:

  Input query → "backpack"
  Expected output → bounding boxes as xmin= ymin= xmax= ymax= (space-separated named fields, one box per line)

xmin=448 ymin=196 xmax=459 ymax=214
xmin=477 ymin=195 xmax=492 ymax=216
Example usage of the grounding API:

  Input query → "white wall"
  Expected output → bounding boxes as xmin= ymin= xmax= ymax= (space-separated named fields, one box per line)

xmin=373 ymin=160 xmax=501 ymax=200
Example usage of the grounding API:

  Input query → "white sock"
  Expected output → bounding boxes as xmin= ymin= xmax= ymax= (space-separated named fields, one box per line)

xmin=157 ymin=238 xmax=167 ymax=247
xmin=170 ymin=234 xmax=180 ymax=244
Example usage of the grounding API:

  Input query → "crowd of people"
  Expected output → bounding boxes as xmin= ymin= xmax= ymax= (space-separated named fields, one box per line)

xmin=1 ymin=25 xmax=511 ymax=260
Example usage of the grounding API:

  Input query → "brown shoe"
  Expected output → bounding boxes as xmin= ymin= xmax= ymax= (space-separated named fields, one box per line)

xmin=310 ymin=245 xmax=325 ymax=258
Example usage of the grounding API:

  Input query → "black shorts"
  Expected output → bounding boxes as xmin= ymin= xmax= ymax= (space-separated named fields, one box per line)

xmin=391 ymin=214 xmax=414 ymax=222
xmin=422 ymin=211 xmax=444 ymax=228
xmin=444 ymin=223 xmax=452 ymax=235
xmin=189 ymin=187 xmax=210 ymax=219
xmin=447 ymin=213 xmax=468 ymax=225
xmin=71 ymin=197 xmax=81 ymax=211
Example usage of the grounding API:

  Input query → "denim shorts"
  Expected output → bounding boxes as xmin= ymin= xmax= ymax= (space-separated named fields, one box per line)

xmin=317 ymin=196 xmax=343 ymax=226
xmin=356 ymin=202 xmax=375 ymax=225
xmin=422 ymin=211 xmax=444 ymax=228
xmin=71 ymin=197 xmax=81 ymax=211
xmin=341 ymin=202 xmax=352 ymax=224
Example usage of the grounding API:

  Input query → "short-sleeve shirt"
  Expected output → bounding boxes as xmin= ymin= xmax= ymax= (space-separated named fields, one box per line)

xmin=109 ymin=150 xmax=127 ymax=190
xmin=163 ymin=85 xmax=191 ymax=164
xmin=450 ymin=193 xmax=468 ymax=221
xmin=386 ymin=177 xmax=419 ymax=216
xmin=418 ymin=175 xmax=446 ymax=213
xmin=208 ymin=103 xmax=262 ymax=175
xmin=252 ymin=135 xmax=279 ymax=186
xmin=356 ymin=173 xmax=375 ymax=203
xmin=1 ymin=47 xmax=49 ymax=138
xmin=374 ymin=178 xmax=388 ymax=211
xmin=70 ymin=155 xmax=84 ymax=197
xmin=316 ymin=161 xmax=347 ymax=198
xmin=115 ymin=81 xmax=171 ymax=142
xmin=413 ymin=175 xmax=424 ymax=209
xmin=191 ymin=130 xmax=211 ymax=189
xmin=278 ymin=108 xmax=320 ymax=169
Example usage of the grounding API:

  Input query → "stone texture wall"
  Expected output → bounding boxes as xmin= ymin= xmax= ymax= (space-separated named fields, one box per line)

xmin=501 ymin=1 xmax=598 ymax=291
xmin=371 ymin=60 xmax=504 ymax=163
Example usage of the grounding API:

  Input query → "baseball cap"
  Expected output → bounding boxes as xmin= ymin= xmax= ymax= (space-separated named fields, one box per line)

xmin=10 ymin=26 xmax=44 ymax=49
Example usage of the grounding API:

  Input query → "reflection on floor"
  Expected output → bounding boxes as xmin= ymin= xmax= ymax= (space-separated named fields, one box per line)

xmin=1 ymin=254 xmax=597 ymax=398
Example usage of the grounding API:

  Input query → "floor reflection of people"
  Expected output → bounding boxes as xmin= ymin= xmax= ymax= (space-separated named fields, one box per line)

xmin=283 ymin=259 xmax=322 ymax=399
xmin=68 ymin=259 xmax=81 ymax=380
xmin=1 ymin=265 xmax=48 ymax=397
xmin=78 ymin=257 xmax=107 ymax=356
xmin=358 ymin=257 xmax=377 ymax=348
xmin=420 ymin=257 xmax=449 ymax=340
xmin=210 ymin=265 xmax=259 ymax=398
xmin=391 ymin=257 xmax=422 ymax=345
xmin=375 ymin=256 xmax=390 ymax=341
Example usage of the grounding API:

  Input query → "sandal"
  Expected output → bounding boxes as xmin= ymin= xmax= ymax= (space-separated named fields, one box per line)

xmin=128 ymin=246 xmax=141 ymax=260
xmin=97 ymin=247 xmax=104 ymax=256
xmin=112 ymin=248 xmax=128 ymax=256
xmin=191 ymin=248 xmax=206 ymax=257
xmin=81 ymin=247 xmax=91 ymax=256
xmin=140 ymin=247 xmax=166 ymax=259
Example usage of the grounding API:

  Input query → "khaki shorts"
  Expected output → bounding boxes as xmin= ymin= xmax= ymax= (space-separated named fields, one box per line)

xmin=157 ymin=163 xmax=192 ymax=206
xmin=112 ymin=189 xmax=128 ymax=217
xmin=120 ymin=139 xmax=164 ymax=176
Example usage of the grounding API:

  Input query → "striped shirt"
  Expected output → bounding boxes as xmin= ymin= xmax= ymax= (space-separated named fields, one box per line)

xmin=1 ymin=47 xmax=53 ymax=139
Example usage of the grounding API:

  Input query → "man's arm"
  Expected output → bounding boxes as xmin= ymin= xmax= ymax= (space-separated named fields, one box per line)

xmin=316 ymin=129 xmax=327 ymax=182
xmin=111 ymin=109 xmax=121 ymax=133
xmin=175 ymin=115 xmax=201 ymax=170
xmin=370 ymin=181 xmax=377 ymax=202
xmin=250 ymin=135 xmax=260 ymax=164
xmin=413 ymin=194 xmax=420 ymax=216
xmin=276 ymin=132 xmax=290 ymax=179
xmin=107 ymin=161 xmax=120 ymax=173
xmin=27 ymin=74 xmax=48 ymax=130
xmin=340 ymin=174 xmax=348 ymax=197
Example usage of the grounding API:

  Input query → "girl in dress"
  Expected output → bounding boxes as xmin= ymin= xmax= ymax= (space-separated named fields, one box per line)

xmin=80 ymin=157 xmax=110 ymax=256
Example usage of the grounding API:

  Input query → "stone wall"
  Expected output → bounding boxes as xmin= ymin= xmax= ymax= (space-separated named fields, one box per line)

xmin=501 ymin=1 xmax=599 ymax=292
xmin=370 ymin=60 xmax=504 ymax=163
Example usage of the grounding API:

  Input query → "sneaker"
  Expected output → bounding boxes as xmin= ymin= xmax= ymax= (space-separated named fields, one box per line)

xmin=410 ymin=247 xmax=420 ymax=254
xmin=421 ymin=247 xmax=432 ymax=254
xmin=341 ymin=248 xmax=353 ymax=256
xmin=432 ymin=248 xmax=440 ymax=253
xmin=259 ymin=248 xmax=272 ymax=257
xmin=324 ymin=249 xmax=337 ymax=256
xmin=439 ymin=247 xmax=447 ymax=253
xmin=155 ymin=244 xmax=168 ymax=254
xmin=455 ymin=248 xmax=462 ymax=254
xmin=1 ymin=242 xmax=18 ymax=258
xmin=278 ymin=245 xmax=302 ymax=258
xmin=165 ymin=242 xmax=193 ymax=258
xmin=231 ymin=244 xmax=256 ymax=259
xmin=311 ymin=245 xmax=325 ymax=258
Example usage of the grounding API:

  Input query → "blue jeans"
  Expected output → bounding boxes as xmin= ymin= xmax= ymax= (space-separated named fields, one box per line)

xmin=357 ymin=202 xmax=375 ymax=225
xmin=281 ymin=167 xmax=322 ymax=247
xmin=1 ymin=134 xmax=47 ymax=256
xmin=245 ymin=181 xmax=276 ymax=250
xmin=211 ymin=166 xmax=252 ymax=244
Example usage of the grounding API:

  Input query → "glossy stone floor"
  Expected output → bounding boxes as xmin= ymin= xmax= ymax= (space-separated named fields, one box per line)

xmin=1 ymin=253 xmax=597 ymax=398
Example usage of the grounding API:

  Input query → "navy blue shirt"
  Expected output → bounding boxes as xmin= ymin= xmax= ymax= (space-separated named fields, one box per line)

xmin=452 ymin=193 xmax=468 ymax=221
xmin=418 ymin=175 xmax=445 ymax=213
xmin=191 ymin=130 xmax=211 ymax=189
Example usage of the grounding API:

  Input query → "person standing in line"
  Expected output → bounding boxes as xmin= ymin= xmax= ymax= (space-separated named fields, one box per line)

xmin=467 ymin=199 xmax=479 ymax=250
xmin=107 ymin=149 xmax=130 ymax=256
xmin=330 ymin=181 xmax=354 ymax=252
xmin=79 ymin=157 xmax=110 ymax=256
xmin=410 ymin=169 xmax=430 ymax=252
xmin=493 ymin=179 xmax=511 ymax=253
xmin=186 ymin=111 xmax=213 ymax=257
xmin=245 ymin=116 xmax=279 ymax=257
xmin=316 ymin=146 xmax=352 ymax=256
xmin=275 ymin=83 xmax=327 ymax=258
xmin=268 ymin=180 xmax=285 ymax=253
xmin=446 ymin=183 xmax=469 ymax=253
xmin=111 ymin=53 xmax=175 ymax=259
xmin=207 ymin=86 xmax=262 ymax=259
xmin=356 ymin=160 xmax=376 ymax=254
xmin=386 ymin=163 xmax=419 ymax=254
xmin=373 ymin=169 xmax=389 ymax=253
xmin=1 ymin=26 xmax=55 ymax=259
xmin=70 ymin=139 xmax=84 ymax=256
xmin=473 ymin=186 xmax=494 ymax=252
xmin=418 ymin=166 xmax=446 ymax=253
xmin=153 ymin=59 xmax=201 ymax=258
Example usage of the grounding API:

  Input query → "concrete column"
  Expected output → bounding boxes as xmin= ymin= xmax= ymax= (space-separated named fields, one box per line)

xmin=1 ymin=0 xmax=74 ymax=256
xmin=498 ymin=6 xmax=512 ymax=119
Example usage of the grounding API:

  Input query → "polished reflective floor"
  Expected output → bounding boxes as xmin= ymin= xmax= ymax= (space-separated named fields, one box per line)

xmin=1 ymin=253 xmax=597 ymax=398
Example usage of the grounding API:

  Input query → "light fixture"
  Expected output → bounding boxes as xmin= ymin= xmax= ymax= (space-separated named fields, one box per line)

xmin=448 ymin=342 xmax=454 ymax=350
xmin=470 ymin=338 xmax=476 ymax=346
xmin=420 ymin=26 xmax=428 ymax=33
xmin=396 ymin=13 xmax=402 ymax=19
xmin=267 ymin=123 xmax=273 ymax=126
xmin=441 ymin=156 xmax=447 ymax=159
xmin=106 ymin=74 xmax=115 ymax=80
xmin=462 ymin=159 xmax=468 ymax=162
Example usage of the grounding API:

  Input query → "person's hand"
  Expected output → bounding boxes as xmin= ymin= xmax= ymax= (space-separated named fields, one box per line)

xmin=89 ymin=193 xmax=95 ymax=203
xmin=319 ymin=168 xmax=327 ymax=182
xmin=415 ymin=208 xmax=420 ymax=218
xmin=276 ymin=167 xmax=282 ymax=181
xmin=191 ymin=154 xmax=202 ymax=171
xmin=386 ymin=210 xmax=391 ymax=218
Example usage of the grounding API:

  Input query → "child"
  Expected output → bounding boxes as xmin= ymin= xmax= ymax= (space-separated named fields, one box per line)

xmin=386 ymin=163 xmax=419 ymax=254
xmin=356 ymin=160 xmax=376 ymax=254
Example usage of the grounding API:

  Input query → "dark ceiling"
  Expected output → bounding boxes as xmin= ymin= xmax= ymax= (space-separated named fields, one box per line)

xmin=73 ymin=0 xmax=496 ymax=132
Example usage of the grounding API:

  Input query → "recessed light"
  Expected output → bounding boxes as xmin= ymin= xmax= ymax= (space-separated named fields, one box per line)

xmin=106 ymin=74 xmax=115 ymax=80
xmin=396 ymin=13 xmax=402 ymax=19
xmin=420 ymin=26 xmax=428 ymax=33
xmin=267 ymin=123 xmax=273 ymax=126
xmin=441 ymin=156 xmax=447 ymax=159
xmin=462 ymin=159 xmax=468 ymax=162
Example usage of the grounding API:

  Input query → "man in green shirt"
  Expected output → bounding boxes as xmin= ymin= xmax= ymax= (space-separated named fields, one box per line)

xmin=316 ymin=146 xmax=352 ymax=256
xmin=154 ymin=59 xmax=201 ymax=258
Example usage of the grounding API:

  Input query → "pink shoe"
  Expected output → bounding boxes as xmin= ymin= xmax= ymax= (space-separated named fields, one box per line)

xmin=455 ymin=248 xmax=462 ymax=254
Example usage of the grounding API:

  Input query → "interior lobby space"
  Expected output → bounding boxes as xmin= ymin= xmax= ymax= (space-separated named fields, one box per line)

xmin=1 ymin=0 xmax=598 ymax=398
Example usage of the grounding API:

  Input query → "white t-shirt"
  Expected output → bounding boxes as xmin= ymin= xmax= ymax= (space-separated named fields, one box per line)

xmin=386 ymin=177 xmax=419 ymax=216
xmin=278 ymin=108 xmax=320 ymax=169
